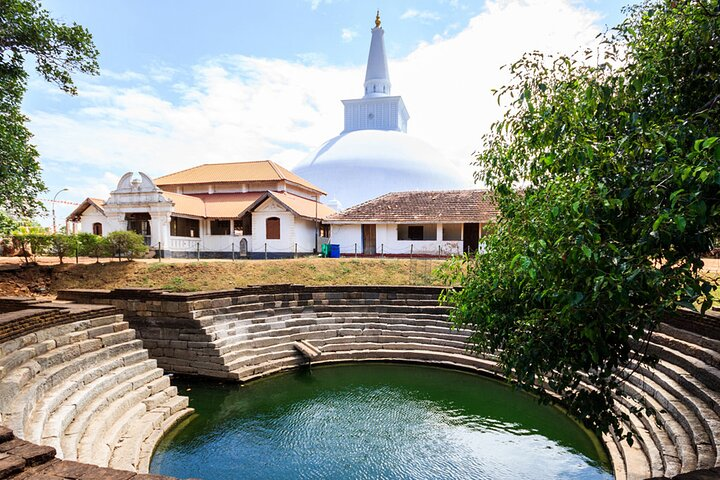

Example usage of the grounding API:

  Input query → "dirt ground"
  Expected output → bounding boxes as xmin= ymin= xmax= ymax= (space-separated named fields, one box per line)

xmin=0 ymin=255 xmax=446 ymax=298
xmin=2 ymin=255 xmax=719 ymax=300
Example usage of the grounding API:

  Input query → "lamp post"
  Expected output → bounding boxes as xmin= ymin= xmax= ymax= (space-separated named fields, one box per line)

xmin=52 ymin=188 xmax=69 ymax=233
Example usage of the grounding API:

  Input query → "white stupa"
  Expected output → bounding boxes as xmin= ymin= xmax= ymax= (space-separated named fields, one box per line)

xmin=293 ymin=11 xmax=467 ymax=209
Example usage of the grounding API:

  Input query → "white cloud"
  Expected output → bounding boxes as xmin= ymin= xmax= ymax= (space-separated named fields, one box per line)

xmin=341 ymin=28 xmax=357 ymax=43
xmin=309 ymin=0 xmax=331 ymax=11
xmin=29 ymin=0 xmax=602 ymax=210
xmin=400 ymin=9 xmax=442 ymax=21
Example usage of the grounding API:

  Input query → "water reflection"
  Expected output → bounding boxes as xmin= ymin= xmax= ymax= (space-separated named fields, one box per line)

xmin=151 ymin=363 xmax=613 ymax=480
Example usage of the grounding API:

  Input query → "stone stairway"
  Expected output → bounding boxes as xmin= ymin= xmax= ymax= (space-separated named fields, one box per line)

xmin=55 ymin=285 xmax=720 ymax=480
xmin=192 ymin=290 xmax=720 ymax=480
xmin=608 ymin=322 xmax=720 ymax=480
xmin=0 ymin=300 xmax=192 ymax=474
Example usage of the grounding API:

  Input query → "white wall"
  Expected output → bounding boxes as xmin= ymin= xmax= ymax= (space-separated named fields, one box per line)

xmin=329 ymin=223 xmax=466 ymax=255
xmin=78 ymin=206 xmax=107 ymax=235
xmin=251 ymin=199 xmax=297 ymax=254
xmin=330 ymin=224 xmax=362 ymax=254
xmin=295 ymin=218 xmax=320 ymax=253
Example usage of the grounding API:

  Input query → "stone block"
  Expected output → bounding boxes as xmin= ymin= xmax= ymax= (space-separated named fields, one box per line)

xmin=0 ymin=454 xmax=24 ymax=479
xmin=7 ymin=444 xmax=55 ymax=467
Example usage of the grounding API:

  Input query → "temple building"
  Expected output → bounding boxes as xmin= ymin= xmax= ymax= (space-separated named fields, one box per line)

xmin=67 ymin=161 xmax=335 ymax=258
xmin=324 ymin=190 xmax=497 ymax=256
xmin=293 ymin=12 xmax=468 ymax=209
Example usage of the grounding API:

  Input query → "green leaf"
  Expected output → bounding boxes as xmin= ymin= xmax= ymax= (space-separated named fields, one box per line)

xmin=582 ymin=244 xmax=592 ymax=259
xmin=675 ymin=216 xmax=686 ymax=233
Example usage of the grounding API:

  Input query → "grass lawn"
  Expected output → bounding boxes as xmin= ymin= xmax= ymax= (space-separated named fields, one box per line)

xmin=0 ymin=256 xmax=448 ymax=297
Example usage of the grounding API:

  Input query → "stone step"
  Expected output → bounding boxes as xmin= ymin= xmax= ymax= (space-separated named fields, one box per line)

xmin=209 ymin=313 xmax=457 ymax=344
xmin=615 ymin=394 xmax=672 ymax=477
xmin=0 ymin=314 xmax=124 ymax=359
xmin=60 ymin=366 xmax=165 ymax=461
xmin=224 ymin=345 xmax=299 ymax=372
xmin=657 ymin=323 xmax=720 ymax=359
xmin=2 ymin=338 xmax=144 ymax=438
xmin=218 ymin=322 xmax=470 ymax=352
xmin=602 ymin=432 xmax=628 ymax=480
xmin=29 ymin=349 xmax=153 ymax=446
xmin=213 ymin=318 xmax=466 ymax=352
xmin=231 ymin=347 xmax=501 ymax=383
xmin=78 ymin=401 xmax=147 ymax=466
xmin=647 ymin=358 xmax=720 ymax=448
xmin=653 ymin=360 xmax=720 ymax=419
xmin=621 ymin=378 xmax=697 ymax=473
xmin=218 ymin=327 xmax=470 ymax=366
xmin=222 ymin=331 xmax=477 ymax=373
xmin=652 ymin=330 xmax=720 ymax=370
xmin=629 ymin=363 xmax=717 ymax=469
xmin=136 ymin=406 xmax=195 ymax=473
xmin=109 ymin=394 xmax=190 ymax=472
xmin=75 ymin=377 xmax=173 ymax=466
xmin=311 ymin=349 xmax=501 ymax=375
xmin=320 ymin=341 xmax=472 ymax=357
xmin=648 ymin=339 xmax=720 ymax=395
xmin=608 ymin=426 xmax=652 ymax=480
xmin=192 ymin=297 xmax=447 ymax=320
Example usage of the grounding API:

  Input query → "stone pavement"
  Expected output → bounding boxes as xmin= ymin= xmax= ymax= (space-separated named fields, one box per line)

xmin=0 ymin=426 xmax=189 ymax=479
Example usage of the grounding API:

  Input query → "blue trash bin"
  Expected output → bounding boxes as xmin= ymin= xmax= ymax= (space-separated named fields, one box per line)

xmin=329 ymin=244 xmax=340 ymax=258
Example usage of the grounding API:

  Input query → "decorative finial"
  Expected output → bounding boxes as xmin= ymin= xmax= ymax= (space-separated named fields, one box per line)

xmin=375 ymin=10 xmax=381 ymax=28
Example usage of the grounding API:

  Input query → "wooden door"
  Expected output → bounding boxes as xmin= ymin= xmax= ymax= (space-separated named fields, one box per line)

xmin=362 ymin=224 xmax=376 ymax=255
xmin=463 ymin=223 xmax=479 ymax=254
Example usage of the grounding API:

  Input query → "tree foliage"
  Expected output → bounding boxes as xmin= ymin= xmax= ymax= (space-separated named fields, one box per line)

xmin=47 ymin=233 xmax=73 ymax=263
xmin=438 ymin=0 xmax=720 ymax=438
xmin=76 ymin=232 xmax=104 ymax=262
xmin=0 ymin=0 xmax=98 ymax=217
xmin=104 ymin=231 xmax=148 ymax=261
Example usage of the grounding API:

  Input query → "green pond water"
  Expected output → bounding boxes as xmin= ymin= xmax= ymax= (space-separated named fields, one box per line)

xmin=150 ymin=363 xmax=613 ymax=480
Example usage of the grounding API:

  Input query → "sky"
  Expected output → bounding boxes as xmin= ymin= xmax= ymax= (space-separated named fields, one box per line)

xmin=23 ymin=0 xmax=633 ymax=226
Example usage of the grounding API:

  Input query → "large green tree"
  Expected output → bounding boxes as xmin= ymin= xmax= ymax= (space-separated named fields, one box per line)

xmin=0 ymin=0 xmax=98 ymax=217
xmin=439 ymin=0 xmax=720 ymax=439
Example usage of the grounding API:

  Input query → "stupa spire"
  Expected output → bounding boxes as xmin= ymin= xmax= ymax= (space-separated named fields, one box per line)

xmin=364 ymin=10 xmax=391 ymax=98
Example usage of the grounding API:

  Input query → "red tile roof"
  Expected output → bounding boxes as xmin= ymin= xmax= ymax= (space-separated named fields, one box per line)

xmin=154 ymin=160 xmax=325 ymax=195
xmin=66 ymin=198 xmax=106 ymax=221
xmin=325 ymin=190 xmax=498 ymax=224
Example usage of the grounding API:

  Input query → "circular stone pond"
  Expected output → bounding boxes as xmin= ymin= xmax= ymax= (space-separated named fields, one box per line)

xmin=150 ymin=364 xmax=613 ymax=480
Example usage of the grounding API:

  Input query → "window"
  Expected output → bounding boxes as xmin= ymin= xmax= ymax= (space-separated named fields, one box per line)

xmin=210 ymin=219 xmax=231 ymax=235
xmin=408 ymin=226 xmax=424 ymax=240
xmin=92 ymin=222 xmax=103 ymax=236
xmin=235 ymin=213 xmax=252 ymax=236
xmin=171 ymin=216 xmax=199 ymax=237
xmin=442 ymin=224 xmax=462 ymax=241
xmin=125 ymin=213 xmax=151 ymax=236
xmin=320 ymin=223 xmax=331 ymax=238
xmin=266 ymin=217 xmax=280 ymax=240
xmin=397 ymin=224 xmax=437 ymax=241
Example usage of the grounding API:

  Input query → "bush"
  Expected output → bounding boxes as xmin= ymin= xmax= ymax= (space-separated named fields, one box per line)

xmin=104 ymin=231 xmax=148 ymax=261
xmin=11 ymin=227 xmax=51 ymax=264
xmin=76 ymin=232 xmax=106 ymax=262
xmin=47 ymin=233 xmax=75 ymax=264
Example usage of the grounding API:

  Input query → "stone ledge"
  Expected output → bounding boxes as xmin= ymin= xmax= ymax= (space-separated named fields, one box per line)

xmin=0 ymin=427 xmax=194 ymax=480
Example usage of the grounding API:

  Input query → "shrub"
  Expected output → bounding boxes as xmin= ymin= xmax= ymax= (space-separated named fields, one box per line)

xmin=76 ymin=232 xmax=106 ymax=262
xmin=47 ymin=233 xmax=75 ymax=264
xmin=104 ymin=231 xmax=148 ymax=261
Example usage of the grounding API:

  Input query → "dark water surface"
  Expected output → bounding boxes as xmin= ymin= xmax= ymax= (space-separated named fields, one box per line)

xmin=150 ymin=363 xmax=613 ymax=480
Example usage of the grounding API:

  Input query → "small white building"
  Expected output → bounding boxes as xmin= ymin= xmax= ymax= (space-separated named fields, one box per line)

xmin=67 ymin=161 xmax=335 ymax=258
xmin=324 ymin=190 xmax=498 ymax=256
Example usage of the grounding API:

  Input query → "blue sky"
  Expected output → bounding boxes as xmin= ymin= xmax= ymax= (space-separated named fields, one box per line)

xmin=23 ymin=0 xmax=632 ymax=225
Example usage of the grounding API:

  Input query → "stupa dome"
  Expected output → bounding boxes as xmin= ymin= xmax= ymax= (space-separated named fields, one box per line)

xmin=294 ymin=130 xmax=467 ymax=208
xmin=293 ymin=11 xmax=468 ymax=209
